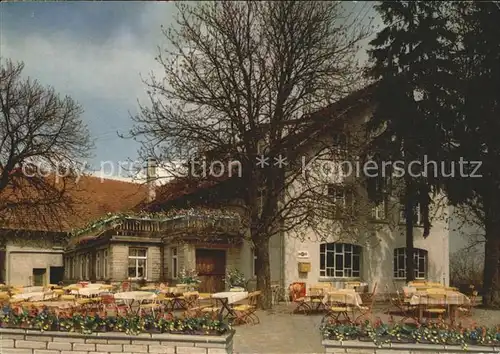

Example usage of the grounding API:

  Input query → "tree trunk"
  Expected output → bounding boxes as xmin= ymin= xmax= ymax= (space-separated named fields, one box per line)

xmin=482 ymin=221 xmax=500 ymax=306
xmin=405 ymin=192 xmax=415 ymax=283
xmin=254 ymin=236 xmax=272 ymax=309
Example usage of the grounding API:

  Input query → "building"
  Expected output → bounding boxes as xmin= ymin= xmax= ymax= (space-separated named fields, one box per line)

xmin=65 ymin=86 xmax=450 ymax=294
xmin=0 ymin=176 xmax=147 ymax=286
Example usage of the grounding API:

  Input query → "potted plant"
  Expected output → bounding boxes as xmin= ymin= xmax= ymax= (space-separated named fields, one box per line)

xmin=225 ymin=269 xmax=246 ymax=291
xmin=178 ymin=269 xmax=201 ymax=290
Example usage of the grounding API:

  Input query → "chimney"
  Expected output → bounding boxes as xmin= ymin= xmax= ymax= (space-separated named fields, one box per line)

xmin=146 ymin=157 xmax=157 ymax=203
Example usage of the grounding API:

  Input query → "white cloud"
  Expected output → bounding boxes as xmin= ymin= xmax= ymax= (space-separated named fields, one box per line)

xmin=0 ymin=30 xmax=163 ymax=104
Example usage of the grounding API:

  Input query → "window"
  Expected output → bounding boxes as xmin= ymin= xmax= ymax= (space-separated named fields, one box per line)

xmin=320 ymin=243 xmax=361 ymax=278
xmin=96 ymin=253 xmax=101 ymax=279
xmin=128 ymin=248 xmax=147 ymax=279
xmin=171 ymin=247 xmax=178 ymax=279
xmin=64 ymin=257 xmax=69 ymax=279
xmin=86 ymin=254 xmax=90 ymax=280
xmin=393 ymin=248 xmax=428 ymax=279
xmin=400 ymin=205 xmax=422 ymax=225
xmin=103 ymin=250 xmax=108 ymax=279
xmin=71 ymin=257 xmax=76 ymax=279
xmin=80 ymin=255 xmax=85 ymax=280
xmin=327 ymin=185 xmax=355 ymax=216
xmin=371 ymin=198 xmax=387 ymax=220
xmin=332 ymin=132 xmax=349 ymax=157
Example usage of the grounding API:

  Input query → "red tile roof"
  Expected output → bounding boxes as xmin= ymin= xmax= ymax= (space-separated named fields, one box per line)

xmin=0 ymin=175 xmax=148 ymax=233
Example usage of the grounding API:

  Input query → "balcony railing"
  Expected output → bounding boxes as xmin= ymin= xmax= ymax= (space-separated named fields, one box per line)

xmin=71 ymin=209 xmax=243 ymax=244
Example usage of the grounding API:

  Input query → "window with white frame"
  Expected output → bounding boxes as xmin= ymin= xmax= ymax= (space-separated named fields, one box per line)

xmin=371 ymin=198 xmax=387 ymax=220
xmin=103 ymin=250 xmax=108 ymax=279
xmin=85 ymin=253 xmax=90 ymax=280
xmin=327 ymin=185 xmax=354 ymax=216
xmin=171 ymin=247 xmax=178 ymax=279
xmin=96 ymin=252 xmax=101 ymax=279
xmin=393 ymin=248 xmax=428 ymax=279
xmin=128 ymin=248 xmax=147 ymax=279
xmin=320 ymin=243 xmax=361 ymax=278
xmin=80 ymin=255 xmax=85 ymax=279
xmin=400 ymin=205 xmax=422 ymax=225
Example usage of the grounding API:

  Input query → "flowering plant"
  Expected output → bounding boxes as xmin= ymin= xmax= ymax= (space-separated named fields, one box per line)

xmin=320 ymin=319 xmax=500 ymax=349
xmin=225 ymin=269 xmax=246 ymax=288
xmin=178 ymin=269 xmax=201 ymax=285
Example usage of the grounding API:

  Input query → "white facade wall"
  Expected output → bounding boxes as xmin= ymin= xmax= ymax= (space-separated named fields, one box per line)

xmin=282 ymin=200 xmax=450 ymax=294
xmin=4 ymin=243 xmax=64 ymax=286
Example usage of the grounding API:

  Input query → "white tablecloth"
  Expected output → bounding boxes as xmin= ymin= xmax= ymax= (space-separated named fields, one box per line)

xmin=71 ymin=287 xmax=104 ymax=297
xmin=12 ymin=291 xmax=57 ymax=301
xmin=20 ymin=286 xmax=44 ymax=293
xmin=114 ymin=291 xmax=157 ymax=302
xmin=212 ymin=291 xmax=248 ymax=304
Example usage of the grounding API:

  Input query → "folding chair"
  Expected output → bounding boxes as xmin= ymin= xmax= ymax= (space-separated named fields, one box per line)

xmin=232 ymin=291 xmax=261 ymax=325
xmin=290 ymin=285 xmax=311 ymax=314
xmin=321 ymin=293 xmax=354 ymax=324
xmin=355 ymin=282 xmax=377 ymax=324
xmin=422 ymin=288 xmax=447 ymax=324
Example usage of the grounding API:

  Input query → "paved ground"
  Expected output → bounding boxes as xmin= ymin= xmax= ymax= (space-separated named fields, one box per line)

xmin=231 ymin=302 xmax=500 ymax=354
xmin=233 ymin=304 xmax=324 ymax=354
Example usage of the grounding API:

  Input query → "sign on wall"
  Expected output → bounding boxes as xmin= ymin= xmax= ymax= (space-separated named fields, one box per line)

xmin=297 ymin=250 xmax=309 ymax=259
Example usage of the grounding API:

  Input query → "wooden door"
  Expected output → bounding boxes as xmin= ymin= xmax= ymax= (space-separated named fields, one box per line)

xmin=33 ymin=268 xmax=46 ymax=286
xmin=195 ymin=249 xmax=226 ymax=293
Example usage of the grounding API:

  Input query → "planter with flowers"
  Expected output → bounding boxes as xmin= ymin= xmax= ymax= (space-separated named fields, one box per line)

xmin=178 ymin=269 xmax=201 ymax=291
xmin=225 ymin=269 xmax=246 ymax=291
xmin=321 ymin=319 xmax=500 ymax=351
xmin=0 ymin=305 xmax=232 ymax=338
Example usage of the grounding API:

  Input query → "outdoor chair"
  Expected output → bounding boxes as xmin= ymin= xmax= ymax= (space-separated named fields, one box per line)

xmin=100 ymin=294 xmax=128 ymax=315
xmin=232 ymin=291 xmax=261 ymax=325
xmin=355 ymin=282 xmax=377 ymax=324
xmin=139 ymin=294 xmax=164 ymax=316
xmin=321 ymin=293 xmax=354 ymax=325
xmin=290 ymin=286 xmax=311 ymax=314
xmin=389 ymin=290 xmax=419 ymax=324
xmin=422 ymin=288 xmax=447 ymax=324
xmin=308 ymin=287 xmax=326 ymax=312
xmin=457 ymin=290 xmax=477 ymax=324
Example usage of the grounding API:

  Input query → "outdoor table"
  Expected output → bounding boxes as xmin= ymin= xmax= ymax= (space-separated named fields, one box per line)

xmin=12 ymin=291 xmax=58 ymax=302
xmin=140 ymin=285 xmax=158 ymax=291
xmin=304 ymin=293 xmax=326 ymax=312
xmin=212 ymin=291 xmax=248 ymax=321
xmin=322 ymin=289 xmax=363 ymax=307
xmin=114 ymin=291 xmax=158 ymax=313
xmin=409 ymin=291 xmax=470 ymax=323
xmin=20 ymin=286 xmax=44 ymax=293
xmin=71 ymin=287 xmax=103 ymax=297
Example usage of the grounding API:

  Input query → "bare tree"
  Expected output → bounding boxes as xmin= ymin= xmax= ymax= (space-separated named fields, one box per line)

xmin=450 ymin=247 xmax=484 ymax=292
xmin=131 ymin=1 xmax=373 ymax=308
xmin=0 ymin=59 xmax=93 ymax=230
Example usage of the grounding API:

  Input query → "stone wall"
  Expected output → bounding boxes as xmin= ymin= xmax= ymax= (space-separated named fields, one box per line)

xmin=0 ymin=328 xmax=234 ymax=354
xmin=322 ymin=340 xmax=499 ymax=353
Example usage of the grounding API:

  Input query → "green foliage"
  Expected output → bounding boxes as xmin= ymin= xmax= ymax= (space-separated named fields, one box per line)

xmin=320 ymin=320 xmax=500 ymax=349
xmin=178 ymin=268 xmax=201 ymax=285
xmin=0 ymin=307 xmax=231 ymax=336
xmin=225 ymin=269 xmax=246 ymax=288
xmin=71 ymin=208 xmax=241 ymax=237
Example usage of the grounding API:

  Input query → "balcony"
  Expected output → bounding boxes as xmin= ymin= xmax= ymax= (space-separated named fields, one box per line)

xmin=70 ymin=208 xmax=243 ymax=245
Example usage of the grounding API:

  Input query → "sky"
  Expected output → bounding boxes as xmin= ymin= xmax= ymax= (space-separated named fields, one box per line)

xmin=0 ymin=1 xmax=174 ymax=176
xmin=0 ymin=1 xmax=378 ymax=178
xmin=0 ymin=2 xmax=477 ymax=251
